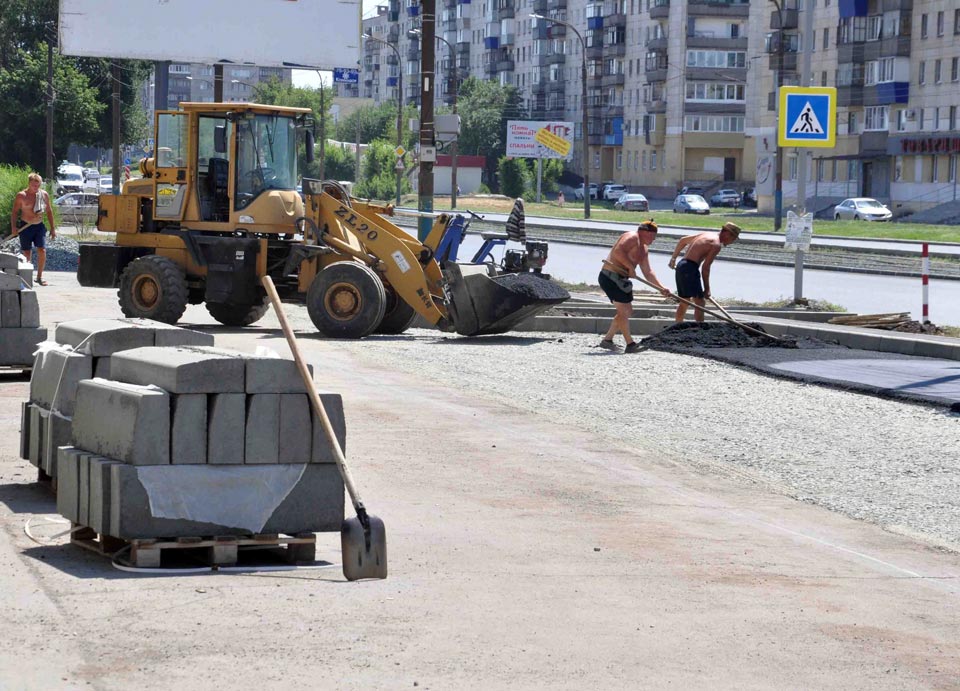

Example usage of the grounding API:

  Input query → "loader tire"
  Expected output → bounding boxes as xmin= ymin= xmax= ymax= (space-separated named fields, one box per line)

xmin=118 ymin=255 xmax=188 ymax=325
xmin=206 ymin=295 xmax=270 ymax=327
xmin=375 ymin=287 xmax=418 ymax=335
xmin=306 ymin=262 xmax=386 ymax=339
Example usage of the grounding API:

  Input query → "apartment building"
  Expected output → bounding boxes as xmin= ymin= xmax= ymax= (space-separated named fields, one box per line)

xmin=353 ymin=0 xmax=959 ymax=214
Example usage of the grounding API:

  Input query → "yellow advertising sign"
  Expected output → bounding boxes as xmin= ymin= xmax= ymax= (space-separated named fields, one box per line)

xmin=534 ymin=127 xmax=571 ymax=157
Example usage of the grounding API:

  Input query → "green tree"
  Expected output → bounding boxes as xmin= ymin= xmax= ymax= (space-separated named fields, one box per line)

xmin=354 ymin=139 xmax=410 ymax=201
xmin=497 ymin=156 xmax=532 ymax=199
xmin=336 ymin=102 xmax=416 ymax=149
xmin=457 ymin=77 xmax=528 ymax=191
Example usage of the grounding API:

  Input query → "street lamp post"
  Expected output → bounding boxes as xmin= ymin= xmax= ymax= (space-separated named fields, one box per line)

xmin=770 ymin=0 xmax=784 ymax=233
xmin=531 ymin=13 xmax=589 ymax=219
xmin=362 ymin=34 xmax=404 ymax=206
xmin=412 ymin=28 xmax=459 ymax=208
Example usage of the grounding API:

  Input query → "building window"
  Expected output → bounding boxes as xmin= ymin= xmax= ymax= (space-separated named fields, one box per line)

xmin=823 ymin=27 xmax=829 ymax=49
xmin=931 ymin=156 xmax=939 ymax=183
xmin=866 ymin=16 xmax=881 ymax=41
xmin=816 ymin=159 xmax=825 ymax=181
xmin=864 ymin=106 xmax=889 ymax=131
xmin=937 ymin=11 xmax=944 ymax=36
xmin=616 ymin=150 xmax=623 ymax=170
xmin=953 ymin=57 xmax=959 ymax=82
xmin=919 ymin=61 xmax=926 ymax=85
xmin=651 ymin=151 xmax=657 ymax=169
xmin=788 ymin=156 xmax=798 ymax=181
xmin=684 ymin=82 xmax=745 ymax=102
xmin=955 ymin=8 xmax=960 ymax=35
xmin=919 ymin=107 xmax=925 ymax=129
xmin=685 ymin=50 xmax=746 ymax=69
xmin=683 ymin=115 xmax=745 ymax=132
xmin=897 ymin=109 xmax=908 ymax=131
xmin=593 ymin=152 xmax=600 ymax=169
xmin=949 ymin=156 xmax=957 ymax=183
xmin=641 ymin=150 xmax=646 ymax=170
xmin=848 ymin=112 xmax=858 ymax=135
xmin=894 ymin=156 xmax=903 ymax=181
xmin=847 ymin=160 xmax=858 ymax=181
xmin=951 ymin=106 xmax=958 ymax=131
xmin=935 ymin=60 xmax=942 ymax=83
xmin=921 ymin=14 xmax=928 ymax=38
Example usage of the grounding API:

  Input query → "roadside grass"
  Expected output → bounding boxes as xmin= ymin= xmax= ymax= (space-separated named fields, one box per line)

xmin=419 ymin=195 xmax=960 ymax=243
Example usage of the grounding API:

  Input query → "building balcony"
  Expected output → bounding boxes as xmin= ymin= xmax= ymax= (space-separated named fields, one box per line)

xmin=485 ymin=61 xmax=498 ymax=76
xmin=547 ymin=0 xmax=567 ymax=8
xmin=604 ymin=43 xmax=626 ymax=58
xmin=688 ymin=1 xmax=749 ymax=18
xmin=532 ymin=0 xmax=548 ymax=11
xmin=686 ymin=66 xmax=746 ymax=81
xmin=533 ymin=24 xmax=550 ymax=40
xmin=770 ymin=8 xmax=798 ymax=29
xmin=588 ymin=134 xmax=604 ymax=146
xmin=881 ymin=0 xmax=910 ymax=10
xmin=684 ymin=101 xmax=745 ymax=114
xmin=650 ymin=0 xmax=670 ymax=19
xmin=407 ymin=3 xmax=419 ymax=17
xmin=547 ymin=52 xmax=566 ymax=65
xmin=548 ymin=23 xmax=566 ymax=38
xmin=587 ymin=103 xmax=605 ymax=119
xmin=860 ymin=130 xmax=888 ymax=155
xmin=837 ymin=43 xmax=865 ymax=63
xmin=605 ymin=105 xmax=624 ymax=118
xmin=769 ymin=53 xmax=798 ymax=71
xmin=457 ymin=41 xmax=470 ymax=54
xmin=407 ymin=45 xmax=422 ymax=60
xmin=387 ymin=27 xmax=400 ymax=42
xmin=647 ymin=99 xmax=667 ymax=114
xmin=387 ymin=76 xmax=399 ymax=87
xmin=587 ymin=16 xmax=604 ymax=30
xmin=687 ymin=35 xmax=748 ymax=50
xmin=878 ymin=36 xmax=911 ymax=58
xmin=601 ymin=73 xmax=625 ymax=87
xmin=497 ymin=59 xmax=515 ymax=72
xmin=645 ymin=66 xmax=668 ymax=81
xmin=837 ymin=84 xmax=864 ymax=107
xmin=547 ymin=80 xmax=565 ymax=92
xmin=484 ymin=36 xmax=500 ymax=49
xmin=586 ymin=44 xmax=604 ymax=60
xmin=606 ymin=12 xmax=627 ymax=26
xmin=498 ymin=5 xmax=514 ymax=20
xmin=532 ymin=81 xmax=547 ymax=95
xmin=865 ymin=82 xmax=909 ymax=106
xmin=546 ymin=107 xmax=566 ymax=120
xmin=386 ymin=54 xmax=399 ymax=65
xmin=647 ymin=37 xmax=667 ymax=50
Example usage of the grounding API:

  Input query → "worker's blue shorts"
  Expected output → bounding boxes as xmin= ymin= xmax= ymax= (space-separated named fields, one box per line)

xmin=675 ymin=258 xmax=703 ymax=299
xmin=18 ymin=223 xmax=47 ymax=251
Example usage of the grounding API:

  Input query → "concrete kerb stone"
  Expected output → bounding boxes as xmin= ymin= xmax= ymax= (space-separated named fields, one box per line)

xmin=19 ymin=401 xmax=30 ymax=461
xmin=119 ymin=318 xmax=215 ymax=348
xmin=180 ymin=346 xmax=313 ymax=394
xmin=54 ymin=319 xmax=155 ymax=356
xmin=0 ymin=327 xmax=47 ymax=366
xmin=208 ymin=393 xmax=246 ymax=464
xmin=89 ymin=457 xmax=122 ymax=535
xmin=55 ymin=447 xmax=82 ymax=524
xmin=0 ymin=252 xmax=20 ymax=270
xmin=19 ymin=290 xmax=39 ymax=328
xmin=279 ymin=394 xmax=311 ymax=464
xmin=32 ymin=347 xmax=93 ymax=417
xmin=78 ymin=454 xmax=91 ymax=527
xmin=110 ymin=346 xmax=246 ymax=393
xmin=171 ymin=394 xmax=207 ymax=465
xmin=1 ymin=290 xmax=21 ymax=327
xmin=245 ymin=394 xmax=280 ymax=464
xmin=42 ymin=411 xmax=73 ymax=479
xmin=0 ymin=272 xmax=22 ymax=291
xmin=311 ymin=392 xmax=346 ymax=463
xmin=73 ymin=378 xmax=171 ymax=466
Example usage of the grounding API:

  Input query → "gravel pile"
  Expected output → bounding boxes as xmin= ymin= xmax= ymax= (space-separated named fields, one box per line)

xmin=495 ymin=272 xmax=570 ymax=301
xmin=291 ymin=316 xmax=960 ymax=551
xmin=641 ymin=321 xmax=832 ymax=350
xmin=0 ymin=235 xmax=80 ymax=272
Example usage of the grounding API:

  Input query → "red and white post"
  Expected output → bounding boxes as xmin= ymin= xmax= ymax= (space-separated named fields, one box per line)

xmin=921 ymin=242 xmax=930 ymax=323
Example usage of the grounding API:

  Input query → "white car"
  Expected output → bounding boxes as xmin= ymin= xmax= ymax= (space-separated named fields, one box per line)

xmin=673 ymin=194 xmax=710 ymax=214
xmin=602 ymin=184 xmax=626 ymax=201
xmin=55 ymin=165 xmax=85 ymax=196
xmin=710 ymin=188 xmax=741 ymax=207
xmin=573 ymin=183 xmax=599 ymax=200
xmin=833 ymin=197 xmax=892 ymax=221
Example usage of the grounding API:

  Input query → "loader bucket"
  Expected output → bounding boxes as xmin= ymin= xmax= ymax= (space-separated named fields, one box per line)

xmin=443 ymin=262 xmax=570 ymax=337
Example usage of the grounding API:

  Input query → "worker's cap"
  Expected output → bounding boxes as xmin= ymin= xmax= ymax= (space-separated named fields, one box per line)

xmin=638 ymin=220 xmax=658 ymax=234
xmin=721 ymin=222 xmax=742 ymax=236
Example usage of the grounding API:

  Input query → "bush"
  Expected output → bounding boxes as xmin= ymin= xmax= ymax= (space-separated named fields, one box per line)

xmin=1 ymin=164 xmax=61 ymax=235
xmin=497 ymin=157 xmax=531 ymax=199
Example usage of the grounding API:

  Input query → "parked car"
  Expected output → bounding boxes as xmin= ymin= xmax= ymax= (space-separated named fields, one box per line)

xmin=54 ymin=192 xmax=100 ymax=224
xmin=602 ymin=184 xmax=627 ymax=201
xmin=574 ymin=183 xmax=599 ymax=200
xmin=55 ymin=164 xmax=85 ymax=197
xmin=710 ymin=188 xmax=741 ymax=207
xmin=614 ymin=193 xmax=650 ymax=212
xmin=742 ymin=187 xmax=757 ymax=208
xmin=680 ymin=185 xmax=705 ymax=197
xmin=673 ymin=194 xmax=711 ymax=214
xmin=833 ymin=197 xmax=892 ymax=221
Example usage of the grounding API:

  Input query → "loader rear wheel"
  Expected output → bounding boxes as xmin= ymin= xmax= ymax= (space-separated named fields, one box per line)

xmin=206 ymin=295 xmax=270 ymax=327
xmin=306 ymin=262 xmax=385 ymax=339
xmin=118 ymin=255 xmax=188 ymax=324
xmin=375 ymin=287 xmax=418 ymax=335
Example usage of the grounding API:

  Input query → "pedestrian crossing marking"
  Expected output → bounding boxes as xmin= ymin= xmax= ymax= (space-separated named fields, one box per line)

xmin=789 ymin=102 xmax=825 ymax=135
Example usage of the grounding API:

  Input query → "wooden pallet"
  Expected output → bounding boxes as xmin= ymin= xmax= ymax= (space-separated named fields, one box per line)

xmin=71 ymin=527 xmax=317 ymax=568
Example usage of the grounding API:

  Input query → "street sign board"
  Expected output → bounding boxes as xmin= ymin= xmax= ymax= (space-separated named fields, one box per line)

xmin=394 ymin=145 xmax=406 ymax=158
xmin=506 ymin=121 xmax=574 ymax=160
xmin=333 ymin=68 xmax=360 ymax=85
xmin=534 ymin=128 xmax=571 ymax=158
xmin=778 ymin=87 xmax=837 ymax=148
xmin=785 ymin=211 xmax=813 ymax=251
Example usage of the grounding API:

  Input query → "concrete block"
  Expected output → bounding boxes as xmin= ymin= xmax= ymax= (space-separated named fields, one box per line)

xmin=110 ymin=346 xmax=245 ymax=393
xmin=54 ymin=318 xmax=154 ymax=356
xmin=1 ymin=290 xmax=20 ymax=327
xmin=879 ymin=335 xmax=917 ymax=357
xmin=18 ymin=289 xmax=39 ymax=328
xmin=18 ymin=263 xmax=33 ymax=289
xmin=0 ymin=252 xmax=19 ymax=270
xmin=171 ymin=394 xmax=207 ymax=465
xmin=42 ymin=412 xmax=73 ymax=479
xmin=89 ymin=457 xmax=121 ymax=535
xmin=93 ymin=356 xmax=110 ymax=379
xmin=311 ymin=392 xmax=347 ymax=463
xmin=278 ymin=394 xmax=311 ymax=464
xmin=0 ymin=327 xmax=47 ymax=366
xmin=207 ymin=393 xmax=245 ymax=464
xmin=78 ymin=453 xmax=91 ymax=528
xmin=73 ymin=378 xmax=171 ymax=465
xmin=0 ymin=272 xmax=22 ymax=291
xmin=28 ymin=406 xmax=48 ymax=468
xmin=108 ymin=463 xmax=344 ymax=539
xmin=55 ymin=447 xmax=82 ymax=524
xmin=19 ymin=401 xmax=30 ymax=461
xmin=245 ymin=394 xmax=280 ymax=464
xmin=244 ymin=355 xmax=313 ymax=394
xmin=119 ymin=318 xmax=215 ymax=348
xmin=31 ymin=347 xmax=93 ymax=417
xmin=913 ymin=340 xmax=955 ymax=360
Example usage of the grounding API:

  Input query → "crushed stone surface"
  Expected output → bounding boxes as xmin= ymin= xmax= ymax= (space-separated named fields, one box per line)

xmin=641 ymin=321 xmax=832 ymax=350
xmin=493 ymin=272 xmax=570 ymax=301
xmin=299 ymin=320 xmax=960 ymax=551
xmin=1 ymin=235 xmax=79 ymax=272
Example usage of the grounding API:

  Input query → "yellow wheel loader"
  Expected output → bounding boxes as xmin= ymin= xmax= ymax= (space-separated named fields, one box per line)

xmin=78 ymin=102 xmax=568 ymax=337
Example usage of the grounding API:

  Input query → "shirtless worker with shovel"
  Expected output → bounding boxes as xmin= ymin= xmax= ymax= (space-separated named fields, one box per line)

xmin=667 ymin=222 xmax=741 ymax=322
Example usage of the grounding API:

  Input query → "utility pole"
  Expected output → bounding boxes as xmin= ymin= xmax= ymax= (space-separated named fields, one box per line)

xmin=318 ymin=73 xmax=326 ymax=180
xmin=417 ymin=0 xmax=436 ymax=241
xmin=45 ymin=26 xmax=55 ymax=183
xmin=111 ymin=63 xmax=121 ymax=193
xmin=771 ymin=0 xmax=784 ymax=233
xmin=792 ymin=0 xmax=815 ymax=303
xmin=213 ymin=64 xmax=224 ymax=102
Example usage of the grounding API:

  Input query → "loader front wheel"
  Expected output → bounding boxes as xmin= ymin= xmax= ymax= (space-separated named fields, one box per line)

xmin=375 ymin=287 xmax=418 ymax=335
xmin=306 ymin=262 xmax=386 ymax=339
xmin=118 ymin=255 xmax=188 ymax=324
xmin=206 ymin=295 xmax=270 ymax=327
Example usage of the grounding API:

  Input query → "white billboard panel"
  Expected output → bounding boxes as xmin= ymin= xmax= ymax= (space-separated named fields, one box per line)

xmin=506 ymin=121 xmax=575 ymax=160
xmin=59 ymin=0 xmax=361 ymax=70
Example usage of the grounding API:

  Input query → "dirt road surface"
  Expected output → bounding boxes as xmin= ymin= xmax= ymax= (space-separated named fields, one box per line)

xmin=1 ymin=274 xmax=958 ymax=690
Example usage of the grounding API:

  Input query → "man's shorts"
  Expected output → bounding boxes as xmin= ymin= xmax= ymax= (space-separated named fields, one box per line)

xmin=18 ymin=223 xmax=47 ymax=252
xmin=675 ymin=258 xmax=704 ymax=299
xmin=598 ymin=269 xmax=633 ymax=304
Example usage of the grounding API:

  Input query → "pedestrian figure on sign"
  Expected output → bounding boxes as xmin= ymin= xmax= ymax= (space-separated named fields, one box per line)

xmin=558 ymin=191 xmax=565 ymax=208
xmin=799 ymin=106 xmax=815 ymax=133
xmin=668 ymin=222 xmax=741 ymax=322
xmin=9 ymin=173 xmax=56 ymax=286
xmin=597 ymin=220 xmax=670 ymax=353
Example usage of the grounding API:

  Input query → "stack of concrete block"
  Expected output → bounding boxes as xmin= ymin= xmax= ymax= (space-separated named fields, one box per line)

xmin=56 ymin=345 xmax=345 ymax=540
xmin=0 ymin=251 xmax=46 ymax=367
xmin=21 ymin=318 xmax=215 ymax=481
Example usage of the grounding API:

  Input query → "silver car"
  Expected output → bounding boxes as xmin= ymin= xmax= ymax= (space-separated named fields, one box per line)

xmin=54 ymin=192 xmax=100 ymax=224
xmin=833 ymin=197 xmax=892 ymax=221
xmin=673 ymin=194 xmax=710 ymax=214
xmin=614 ymin=193 xmax=650 ymax=212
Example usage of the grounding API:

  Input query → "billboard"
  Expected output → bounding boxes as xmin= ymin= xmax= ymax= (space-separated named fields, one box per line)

xmin=506 ymin=121 xmax=575 ymax=160
xmin=59 ymin=0 xmax=361 ymax=70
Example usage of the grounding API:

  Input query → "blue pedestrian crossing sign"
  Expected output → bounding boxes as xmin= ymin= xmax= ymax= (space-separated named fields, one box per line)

xmin=778 ymin=86 xmax=836 ymax=148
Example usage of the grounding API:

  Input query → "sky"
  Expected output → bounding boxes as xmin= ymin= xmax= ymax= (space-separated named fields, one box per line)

xmin=292 ymin=0 xmax=380 ymax=89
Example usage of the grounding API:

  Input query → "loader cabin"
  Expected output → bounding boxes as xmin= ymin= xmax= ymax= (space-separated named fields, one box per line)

xmin=111 ymin=103 xmax=314 ymax=235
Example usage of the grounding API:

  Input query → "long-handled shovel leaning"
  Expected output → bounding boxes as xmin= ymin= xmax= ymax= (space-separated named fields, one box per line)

xmin=631 ymin=275 xmax=784 ymax=343
xmin=261 ymin=275 xmax=387 ymax=581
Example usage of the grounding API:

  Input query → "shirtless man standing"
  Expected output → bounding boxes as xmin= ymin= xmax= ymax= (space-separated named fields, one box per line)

xmin=10 ymin=173 xmax=56 ymax=286
xmin=597 ymin=220 xmax=670 ymax=353
xmin=667 ymin=222 xmax=740 ymax=322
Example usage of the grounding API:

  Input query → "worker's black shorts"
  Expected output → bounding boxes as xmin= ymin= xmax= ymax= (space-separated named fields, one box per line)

xmin=675 ymin=258 xmax=704 ymax=299
xmin=18 ymin=223 xmax=46 ymax=251
xmin=598 ymin=269 xmax=633 ymax=304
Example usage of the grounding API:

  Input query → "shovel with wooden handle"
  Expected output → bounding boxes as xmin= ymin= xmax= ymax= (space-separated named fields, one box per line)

xmin=261 ymin=276 xmax=387 ymax=581
xmin=631 ymin=275 xmax=784 ymax=342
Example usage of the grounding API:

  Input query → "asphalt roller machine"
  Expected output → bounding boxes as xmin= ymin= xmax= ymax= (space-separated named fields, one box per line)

xmin=78 ymin=102 xmax=568 ymax=337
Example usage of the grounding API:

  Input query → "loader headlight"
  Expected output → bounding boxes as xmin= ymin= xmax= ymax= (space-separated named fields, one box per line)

xmin=239 ymin=215 xmax=255 ymax=224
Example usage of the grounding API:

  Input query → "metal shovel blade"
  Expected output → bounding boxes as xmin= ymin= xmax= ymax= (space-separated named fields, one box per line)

xmin=341 ymin=514 xmax=388 ymax=581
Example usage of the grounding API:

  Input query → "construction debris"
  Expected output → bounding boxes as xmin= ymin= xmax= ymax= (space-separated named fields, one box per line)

xmin=642 ymin=322 xmax=830 ymax=350
xmin=827 ymin=312 xmax=944 ymax=335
